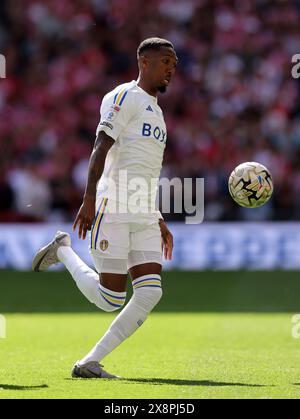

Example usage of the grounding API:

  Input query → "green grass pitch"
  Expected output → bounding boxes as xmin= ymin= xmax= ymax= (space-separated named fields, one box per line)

xmin=1 ymin=270 xmax=300 ymax=399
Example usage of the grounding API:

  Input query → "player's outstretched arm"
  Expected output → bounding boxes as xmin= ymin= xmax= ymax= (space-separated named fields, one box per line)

xmin=73 ymin=132 xmax=115 ymax=240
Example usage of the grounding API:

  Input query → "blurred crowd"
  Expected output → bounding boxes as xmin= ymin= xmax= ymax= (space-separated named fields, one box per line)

xmin=1 ymin=0 xmax=300 ymax=222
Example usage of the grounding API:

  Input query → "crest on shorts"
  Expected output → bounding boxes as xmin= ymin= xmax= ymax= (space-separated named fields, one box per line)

xmin=100 ymin=239 xmax=109 ymax=251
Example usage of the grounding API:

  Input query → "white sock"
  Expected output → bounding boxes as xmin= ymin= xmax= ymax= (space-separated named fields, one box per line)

xmin=57 ymin=246 xmax=126 ymax=311
xmin=78 ymin=274 xmax=162 ymax=365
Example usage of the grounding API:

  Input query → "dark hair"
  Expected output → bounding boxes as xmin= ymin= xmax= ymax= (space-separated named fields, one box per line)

xmin=137 ymin=37 xmax=175 ymax=56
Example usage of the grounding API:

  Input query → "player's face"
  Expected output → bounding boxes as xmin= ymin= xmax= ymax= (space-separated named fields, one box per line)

xmin=146 ymin=47 xmax=178 ymax=93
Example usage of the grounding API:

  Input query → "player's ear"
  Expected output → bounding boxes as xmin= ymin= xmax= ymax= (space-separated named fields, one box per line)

xmin=139 ymin=54 xmax=149 ymax=70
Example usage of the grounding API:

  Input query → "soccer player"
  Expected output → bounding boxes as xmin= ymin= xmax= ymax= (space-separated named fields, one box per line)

xmin=32 ymin=37 xmax=177 ymax=378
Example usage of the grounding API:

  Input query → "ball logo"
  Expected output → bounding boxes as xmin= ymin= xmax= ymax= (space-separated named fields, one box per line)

xmin=228 ymin=162 xmax=273 ymax=208
xmin=100 ymin=239 xmax=109 ymax=251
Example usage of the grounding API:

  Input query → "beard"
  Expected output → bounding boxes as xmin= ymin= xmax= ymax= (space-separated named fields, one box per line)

xmin=157 ymin=85 xmax=167 ymax=93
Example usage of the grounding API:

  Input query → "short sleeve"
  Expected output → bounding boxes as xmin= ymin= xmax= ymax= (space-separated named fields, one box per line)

xmin=96 ymin=88 xmax=136 ymax=141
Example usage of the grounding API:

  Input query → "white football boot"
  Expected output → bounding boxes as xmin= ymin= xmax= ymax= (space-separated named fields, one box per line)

xmin=71 ymin=361 xmax=120 ymax=379
xmin=32 ymin=231 xmax=71 ymax=272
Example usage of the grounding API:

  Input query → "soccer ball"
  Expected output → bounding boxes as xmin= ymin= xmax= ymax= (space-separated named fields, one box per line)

xmin=228 ymin=162 xmax=273 ymax=208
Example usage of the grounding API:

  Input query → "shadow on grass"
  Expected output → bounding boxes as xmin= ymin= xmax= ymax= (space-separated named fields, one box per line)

xmin=0 ymin=384 xmax=48 ymax=391
xmin=121 ymin=378 xmax=269 ymax=387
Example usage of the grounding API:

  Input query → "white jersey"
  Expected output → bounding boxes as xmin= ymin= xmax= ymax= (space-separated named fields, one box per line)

xmin=95 ymin=80 xmax=166 ymax=220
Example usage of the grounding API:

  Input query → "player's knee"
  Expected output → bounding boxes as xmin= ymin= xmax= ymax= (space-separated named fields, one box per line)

xmin=98 ymin=297 xmax=126 ymax=312
xmin=134 ymin=285 xmax=162 ymax=312
xmin=150 ymin=286 xmax=163 ymax=305
xmin=132 ymin=274 xmax=163 ymax=311
xmin=96 ymin=285 xmax=127 ymax=312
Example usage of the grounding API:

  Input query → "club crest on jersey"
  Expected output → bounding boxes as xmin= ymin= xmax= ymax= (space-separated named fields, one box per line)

xmin=99 ymin=239 xmax=109 ymax=251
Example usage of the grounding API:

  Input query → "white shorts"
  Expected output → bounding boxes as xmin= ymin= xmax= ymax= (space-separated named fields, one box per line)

xmin=89 ymin=198 xmax=162 ymax=273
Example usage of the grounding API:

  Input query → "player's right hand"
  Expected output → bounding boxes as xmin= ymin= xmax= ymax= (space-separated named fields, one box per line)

xmin=73 ymin=197 xmax=95 ymax=240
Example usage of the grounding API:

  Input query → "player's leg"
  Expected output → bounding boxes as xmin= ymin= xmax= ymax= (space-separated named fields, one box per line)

xmin=32 ymin=198 xmax=130 ymax=312
xmin=84 ymin=258 xmax=163 ymax=365
xmin=72 ymin=217 xmax=131 ymax=377
xmin=74 ymin=223 xmax=163 ymax=377
xmin=125 ymin=223 xmax=164 ymax=344
xmin=129 ymin=261 xmax=161 ymax=277
xmin=71 ymin=270 xmax=129 ymax=380
xmin=32 ymin=231 xmax=128 ymax=312
xmin=74 ymin=264 xmax=162 ymax=376
xmin=59 ymin=244 xmax=129 ymax=311
xmin=128 ymin=220 xmax=163 ymax=302
xmin=126 ymin=248 xmax=163 ymax=338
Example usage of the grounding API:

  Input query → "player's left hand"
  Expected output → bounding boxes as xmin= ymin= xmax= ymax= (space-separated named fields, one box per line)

xmin=159 ymin=219 xmax=173 ymax=260
xmin=73 ymin=196 xmax=95 ymax=240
